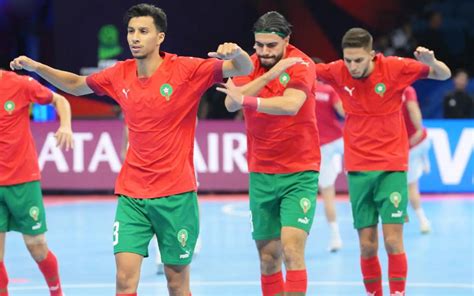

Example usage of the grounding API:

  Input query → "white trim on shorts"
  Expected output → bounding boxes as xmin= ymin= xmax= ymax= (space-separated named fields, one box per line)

xmin=407 ymin=137 xmax=431 ymax=184
xmin=319 ymin=137 xmax=344 ymax=189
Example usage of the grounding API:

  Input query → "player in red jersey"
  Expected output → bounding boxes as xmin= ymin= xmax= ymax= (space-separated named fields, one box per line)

xmin=315 ymin=28 xmax=450 ymax=296
xmin=11 ymin=4 xmax=252 ymax=296
xmin=0 ymin=70 xmax=73 ymax=296
xmin=217 ymin=11 xmax=320 ymax=296
xmin=402 ymin=86 xmax=432 ymax=234
xmin=313 ymin=72 xmax=345 ymax=252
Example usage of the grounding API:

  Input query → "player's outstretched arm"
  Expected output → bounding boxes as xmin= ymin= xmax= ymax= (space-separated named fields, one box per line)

xmin=10 ymin=56 xmax=93 ymax=96
xmin=51 ymin=92 xmax=74 ymax=151
xmin=414 ymin=46 xmax=451 ymax=80
xmin=208 ymin=43 xmax=253 ymax=78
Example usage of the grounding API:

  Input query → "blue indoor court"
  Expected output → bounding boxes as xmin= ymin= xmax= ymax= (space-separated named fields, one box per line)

xmin=6 ymin=194 xmax=473 ymax=296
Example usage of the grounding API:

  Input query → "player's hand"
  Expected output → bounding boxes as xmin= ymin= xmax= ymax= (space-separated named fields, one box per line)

xmin=265 ymin=57 xmax=304 ymax=81
xmin=10 ymin=56 xmax=39 ymax=72
xmin=414 ymin=46 xmax=436 ymax=65
xmin=208 ymin=43 xmax=243 ymax=60
xmin=409 ymin=130 xmax=424 ymax=147
xmin=216 ymin=78 xmax=243 ymax=108
xmin=55 ymin=126 xmax=74 ymax=151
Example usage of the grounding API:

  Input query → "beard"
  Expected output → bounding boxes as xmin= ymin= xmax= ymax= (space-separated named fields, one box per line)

xmin=350 ymin=66 xmax=370 ymax=79
xmin=258 ymin=52 xmax=284 ymax=70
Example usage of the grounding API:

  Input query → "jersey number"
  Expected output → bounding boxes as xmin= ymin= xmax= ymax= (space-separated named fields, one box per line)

xmin=113 ymin=221 xmax=120 ymax=246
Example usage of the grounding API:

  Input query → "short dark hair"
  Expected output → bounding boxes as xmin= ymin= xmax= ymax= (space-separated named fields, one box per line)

xmin=124 ymin=3 xmax=167 ymax=33
xmin=454 ymin=68 xmax=469 ymax=77
xmin=341 ymin=28 xmax=373 ymax=50
xmin=253 ymin=11 xmax=292 ymax=38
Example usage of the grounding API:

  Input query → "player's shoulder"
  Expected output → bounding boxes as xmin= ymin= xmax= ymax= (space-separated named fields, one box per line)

xmin=287 ymin=45 xmax=314 ymax=65
xmin=173 ymin=54 xmax=217 ymax=73
xmin=317 ymin=59 xmax=344 ymax=71
xmin=382 ymin=54 xmax=417 ymax=66
xmin=1 ymin=70 xmax=22 ymax=82
xmin=174 ymin=54 xmax=206 ymax=65
xmin=4 ymin=71 xmax=37 ymax=87
xmin=113 ymin=59 xmax=135 ymax=71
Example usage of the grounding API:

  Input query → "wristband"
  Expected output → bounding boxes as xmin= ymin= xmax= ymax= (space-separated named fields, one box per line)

xmin=242 ymin=95 xmax=260 ymax=111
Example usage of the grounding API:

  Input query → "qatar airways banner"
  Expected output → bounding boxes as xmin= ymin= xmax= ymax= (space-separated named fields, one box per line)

xmin=32 ymin=120 xmax=251 ymax=191
xmin=32 ymin=120 xmax=124 ymax=190
xmin=421 ymin=120 xmax=474 ymax=193
xmin=32 ymin=119 xmax=473 ymax=193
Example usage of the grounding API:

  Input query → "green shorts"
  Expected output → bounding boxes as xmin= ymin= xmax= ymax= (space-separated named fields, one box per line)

xmin=249 ymin=171 xmax=319 ymax=240
xmin=348 ymin=171 xmax=408 ymax=229
xmin=113 ymin=191 xmax=199 ymax=265
xmin=0 ymin=181 xmax=48 ymax=235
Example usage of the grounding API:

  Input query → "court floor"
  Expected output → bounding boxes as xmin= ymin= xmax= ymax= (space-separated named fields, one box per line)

xmin=6 ymin=194 xmax=474 ymax=295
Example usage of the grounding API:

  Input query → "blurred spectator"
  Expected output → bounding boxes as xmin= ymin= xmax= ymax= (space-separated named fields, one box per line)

xmin=198 ymin=86 xmax=240 ymax=120
xmin=374 ymin=35 xmax=396 ymax=56
xmin=0 ymin=0 xmax=50 ymax=67
xmin=443 ymin=69 xmax=473 ymax=118
xmin=391 ymin=20 xmax=417 ymax=57
xmin=416 ymin=10 xmax=450 ymax=64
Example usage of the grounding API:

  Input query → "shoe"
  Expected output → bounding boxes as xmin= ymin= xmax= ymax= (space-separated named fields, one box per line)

xmin=328 ymin=236 xmax=342 ymax=252
xmin=194 ymin=237 xmax=202 ymax=255
xmin=420 ymin=219 xmax=431 ymax=234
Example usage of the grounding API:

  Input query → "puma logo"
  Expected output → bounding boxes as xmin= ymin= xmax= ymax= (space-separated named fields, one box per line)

xmin=344 ymin=86 xmax=355 ymax=96
xmin=122 ymin=88 xmax=130 ymax=99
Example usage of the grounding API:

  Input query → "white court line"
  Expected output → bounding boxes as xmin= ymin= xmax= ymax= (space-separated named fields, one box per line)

xmin=10 ymin=281 xmax=474 ymax=290
xmin=221 ymin=203 xmax=250 ymax=217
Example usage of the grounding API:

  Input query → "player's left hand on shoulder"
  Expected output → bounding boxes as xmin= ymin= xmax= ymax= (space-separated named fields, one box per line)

xmin=414 ymin=46 xmax=436 ymax=64
xmin=208 ymin=43 xmax=242 ymax=60
xmin=55 ymin=126 xmax=74 ymax=151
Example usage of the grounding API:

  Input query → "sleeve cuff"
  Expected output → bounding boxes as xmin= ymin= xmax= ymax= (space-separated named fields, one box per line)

xmin=286 ymin=81 xmax=310 ymax=96
xmin=37 ymin=90 xmax=54 ymax=105
xmin=86 ymin=75 xmax=105 ymax=96
xmin=420 ymin=65 xmax=430 ymax=79
xmin=213 ymin=60 xmax=225 ymax=83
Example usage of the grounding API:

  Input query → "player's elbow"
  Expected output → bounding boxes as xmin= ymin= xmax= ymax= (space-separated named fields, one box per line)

xmin=441 ymin=69 xmax=452 ymax=80
xmin=241 ymin=63 xmax=254 ymax=76
xmin=226 ymin=106 xmax=239 ymax=113
xmin=284 ymin=105 xmax=300 ymax=116
xmin=284 ymin=101 xmax=304 ymax=116
xmin=70 ymin=85 xmax=90 ymax=96
xmin=435 ymin=71 xmax=451 ymax=81
xmin=431 ymin=68 xmax=452 ymax=81
xmin=225 ymin=99 xmax=240 ymax=113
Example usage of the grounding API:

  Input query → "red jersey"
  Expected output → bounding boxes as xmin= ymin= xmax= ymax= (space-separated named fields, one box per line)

xmin=0 ymin=71 xmax=53 ymax=185
xmin=233 ymin=44 xmax=320 ymax=173
xmin=316 ymin=54 xmax=430 ymax=171
xmin=402 ymin=86 xmax=427 ymax=148
xmin=314 ymin=81 xmax=343 ymax=145
xmin=86 ymin=53 xmax=223 ymax=198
